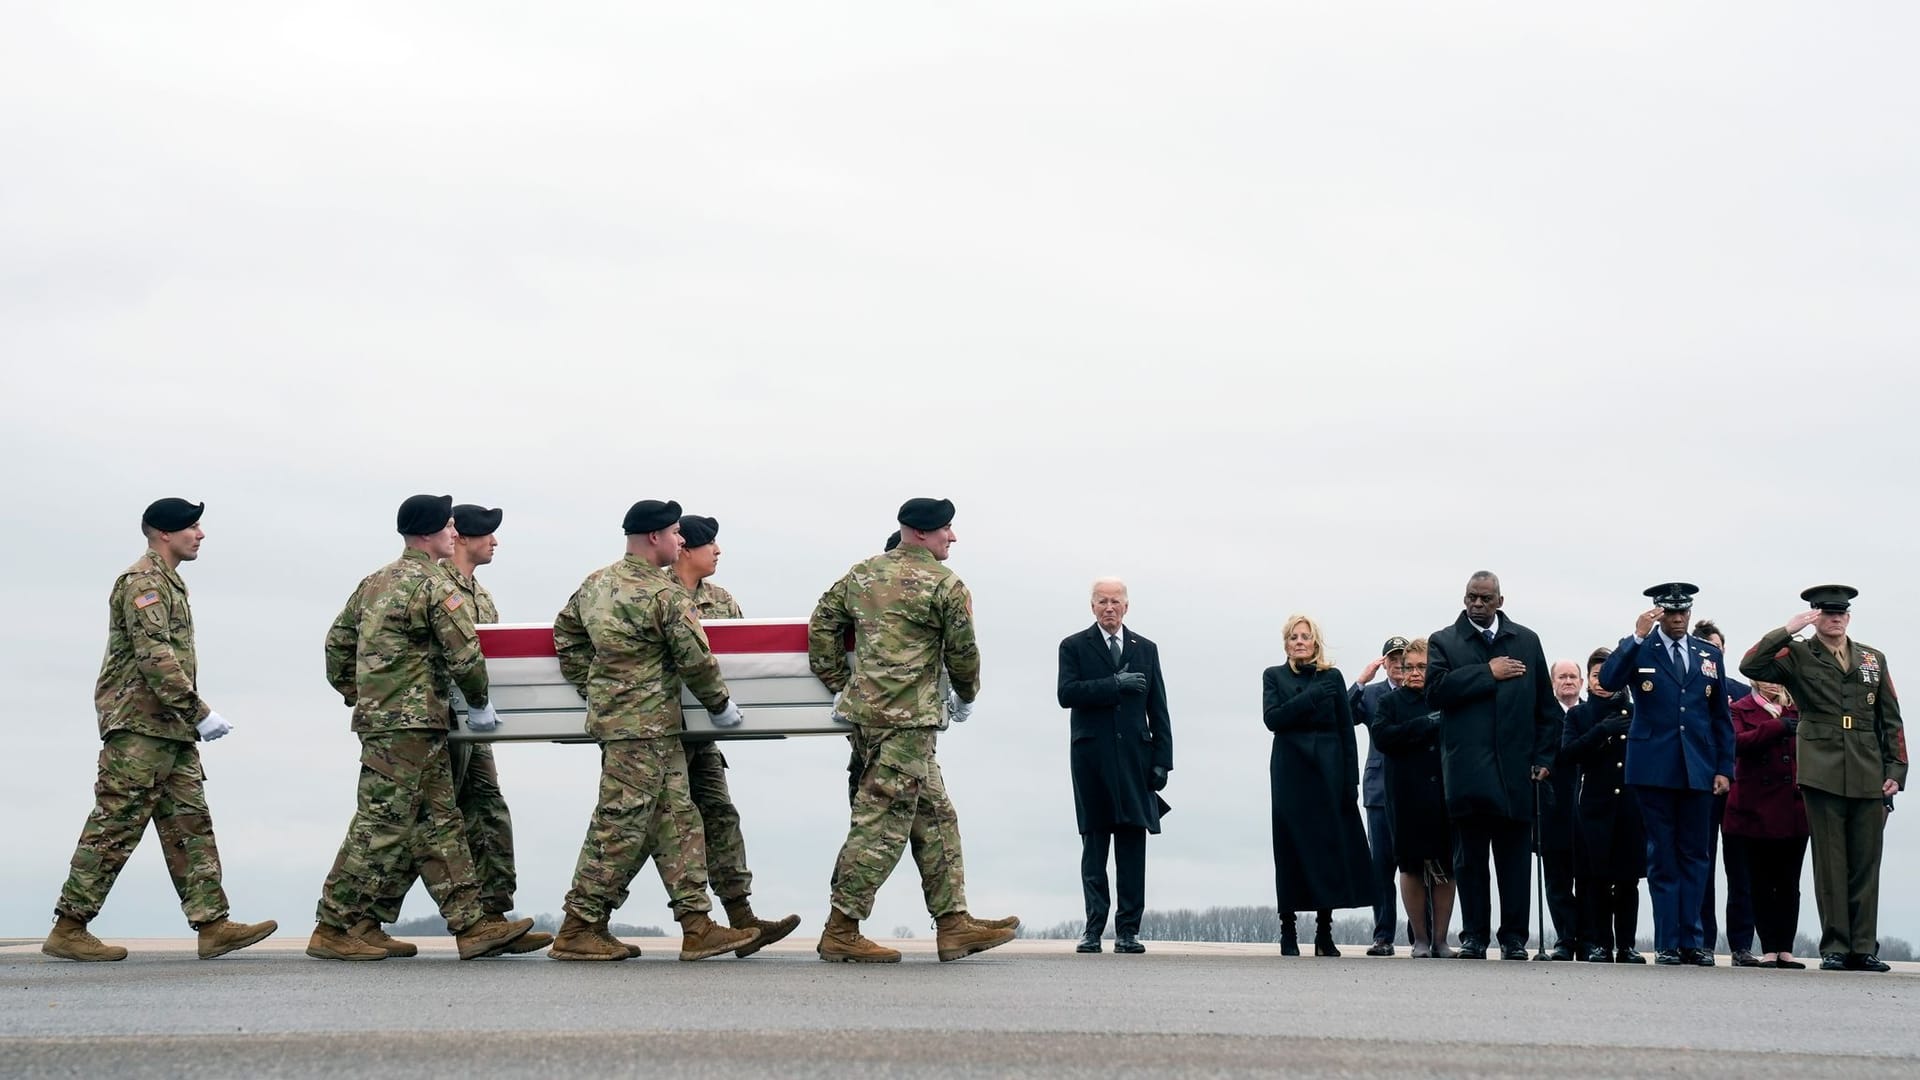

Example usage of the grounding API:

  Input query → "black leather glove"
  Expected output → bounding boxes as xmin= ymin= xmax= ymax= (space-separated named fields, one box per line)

xmin=1151 ymin=766 xmax=1168 ymax=791
xmin=1115 ymin=666 xmax=1149 ymax=694
xmin=1782 ymin=714 xmax=1800 ymax=735
xmin=1601 ymin=713 xmax=1631 ymax=736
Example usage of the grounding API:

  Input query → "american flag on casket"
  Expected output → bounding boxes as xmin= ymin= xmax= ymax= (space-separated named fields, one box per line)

xmin=450 ymin=618 xmax=846 ymax=743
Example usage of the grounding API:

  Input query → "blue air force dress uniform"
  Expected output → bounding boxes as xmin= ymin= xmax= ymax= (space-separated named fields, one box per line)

xmin=1597 ymin=583 xmax=1735 ymax=964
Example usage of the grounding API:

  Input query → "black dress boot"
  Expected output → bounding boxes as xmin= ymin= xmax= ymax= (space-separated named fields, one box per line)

xmin=1313 ymin=910 xmax=1339 ymax=957
xmin=1279 ymin=913 xmax=1299 ymax=957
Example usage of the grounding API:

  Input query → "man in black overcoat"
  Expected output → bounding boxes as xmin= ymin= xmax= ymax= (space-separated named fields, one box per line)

xmin=1057 ymin=577 xmax=1173 ymax=955
xmin=1427 ymin=571 xmax=1561 ymax=960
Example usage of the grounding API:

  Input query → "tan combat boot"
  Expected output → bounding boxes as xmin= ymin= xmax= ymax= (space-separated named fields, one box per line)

xmin=502 ymin=918 xmax=555 ymax=955
xmin=547 ymin=912 xmax=628 ymax=961
xmin=816 ymin=908 xmax=901 ymax=963
xmin=196 ymin=917 xmax=279 ymax=960
xmin=723 ymin=896 xmax=802 ymax=958
xmin=595 ymin=918 xmax=641 ymax=959
xmin=678 ymin=911 xmax=760 ymax=961
xmin=455 ymin=912 xmax=536 ymax=960
xmin=935 ymin=911 xmax=1016 ymax=962
xmin=42 ymin=915 xmax=128 ymax=962
xmin=350 ymin=918 xmax=417 ymax=958
xmin=306 ymin=922 xmax=387 ymax=961
xmin=971 ymin=914 xmax=1022 ymax=932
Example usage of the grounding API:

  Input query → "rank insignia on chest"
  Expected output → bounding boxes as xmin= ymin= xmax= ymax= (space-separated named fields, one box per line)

xmin=1700 ymin=658 xmax=1717 ymax=679
xmin=1860 ymin=652 xmax=1880 ymax=683
xmin=1642 ymin=681 xmax=1654 ymax=692
xmin=133 ymin=590 xmax=161 ymax=609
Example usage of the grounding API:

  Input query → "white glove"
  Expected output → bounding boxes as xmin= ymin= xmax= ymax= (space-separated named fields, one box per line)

xmin=950 ymin=695 xmax=974 ymax=724
xmin=710 ymin=701 xmax=745 ymax=728
xmin=196 ymin=712 xmax=232 ymax=742
xmin=466 ymin=702 xmax=500 ymax=733
xmin=829 ymin=692 xmax=852 ymax=726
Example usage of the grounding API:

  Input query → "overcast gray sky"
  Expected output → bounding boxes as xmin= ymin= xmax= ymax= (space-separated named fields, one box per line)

xmin=5 ymin=2 xmax=1917 ymax=944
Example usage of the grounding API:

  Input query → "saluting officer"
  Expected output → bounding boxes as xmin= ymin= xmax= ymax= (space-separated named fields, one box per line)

xmin=1739 ymin=585 xmax=1906 ymax=972
xmin=44 ymin=499 xmax=277 ymax=962
xmin=1597 ymin=583 xmax=1733 ymax=966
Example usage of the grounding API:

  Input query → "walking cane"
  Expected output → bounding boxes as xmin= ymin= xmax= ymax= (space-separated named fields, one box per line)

xmin=1532 ymin=777 xmax=1551 ymax=961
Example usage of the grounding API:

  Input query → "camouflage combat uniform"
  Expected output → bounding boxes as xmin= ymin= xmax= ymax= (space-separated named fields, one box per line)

xmin=553 ymin=555 xmax=732 ymax=923
xmin=316 ymin=549 xmax=489 ymax=934
xmin=809 ymin=546 xmax=981 ymax=921
xmin=675 ymin=580 xmax=754 ymax=903
xmin=372 ymin=565 xmax=520 ymax=921
xmin=54 ymin=551 xmax=230 ymax=927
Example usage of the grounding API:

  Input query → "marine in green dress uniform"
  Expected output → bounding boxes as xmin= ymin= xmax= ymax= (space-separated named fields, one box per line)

xmin=1739 ymin=585 xmax=1906 ymax=972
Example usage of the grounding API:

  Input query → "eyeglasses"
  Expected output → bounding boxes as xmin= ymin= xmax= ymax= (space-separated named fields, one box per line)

xmin=1400 ymin=663 xmax=1428 ymax=672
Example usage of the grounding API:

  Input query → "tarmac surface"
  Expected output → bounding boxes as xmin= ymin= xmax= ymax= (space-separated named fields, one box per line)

xmin=4 ymin=935 xmax=1916 ymax=1077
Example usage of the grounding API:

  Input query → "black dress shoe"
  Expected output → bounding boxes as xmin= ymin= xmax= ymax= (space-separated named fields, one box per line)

xmin=1819 ymin=954 xmax=1847 ymax=970
xmin=1365 ymin=942 xmax=1394 ymax=957
xmin=1549 ymin=944 xmax=1575 ymax=962
xmin=1686 ymin=948 xmax=1716 ymax=967
xmin=1075 ymin=933 xmax=1102 ymax=954
xmin=1114 ymin=935 xmax=1146 ymax=955
xmin=1775 ymin=957 xmax=1807 ymax=969
xmin=1455 ymin=944 xmax=1487 ymax=960
xmin=1617 ymin=947 xmax=1646 ymax=964
xmin=1849 ymin=954 xmax=1891 ymax=973
xmin=1583 ymin=945 xmax=1614 ymax=963
xmin=1731 ymin=949 xmax=1761 ymax=968
xmin=1654 ymin=949 xmax=1684 ymax=965
xmin=1500 ymin=945 xmax=1529 ymax=961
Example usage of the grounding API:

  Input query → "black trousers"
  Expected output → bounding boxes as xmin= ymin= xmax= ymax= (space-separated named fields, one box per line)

xmin=1453 ymin=815 xmax=1532 ymax=951
xmin=1578 ymin=877 xmax=1641 ymax=953
xmin=1082 ymin=827 xmax=1146 ymax=937
xmin=1542 ymin=849 xmax=1579 ymax=948
xmin=1736 ymin=833 xmax=1808 ymax=954
xmin=1365 ymin=804 xmax=1398 ymax=944
xmin=1701 ymin=793 xmax=1756 ymax=952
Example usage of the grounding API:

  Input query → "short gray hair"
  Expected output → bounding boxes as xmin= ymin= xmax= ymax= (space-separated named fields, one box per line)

xmin=1090 ymin=577 xmax=1129 ymax=600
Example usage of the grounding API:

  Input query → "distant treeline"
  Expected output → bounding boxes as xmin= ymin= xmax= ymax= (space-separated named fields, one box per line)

xmin=1015 ymin=904 xmax=1913 ymax=960
xmin=385 ymin=913 xmax=664 ymax=938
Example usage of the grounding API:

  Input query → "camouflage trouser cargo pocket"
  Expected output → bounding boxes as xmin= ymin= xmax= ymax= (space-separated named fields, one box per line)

xmin=564 ymin=738 xmax=712 ymax=923
xmin=316 ymin=731 xmax=482 ymax=932
xmin=686 ymin=740 xmax=752 ymax=902
xmin=831 ymin=726 xmax=967 ymax=920
xmin=58 ymin=733 xmax=228 ymax=926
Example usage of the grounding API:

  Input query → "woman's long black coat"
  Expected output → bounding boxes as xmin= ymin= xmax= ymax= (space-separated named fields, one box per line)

xmin=1561 ymin=692 xmax=1647 ymax=880
xmin=1370 ymin=684 xmax=1454 ymax=870
xmin=1262 ymin=662 xmax=1373 ymax=912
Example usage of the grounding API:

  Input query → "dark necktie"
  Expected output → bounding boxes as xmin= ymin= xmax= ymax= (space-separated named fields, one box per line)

xmin=1670 ymin=638 xmax=1685 ymax=674
xmin=1109 ymin=635 xmax=1123 ymax=666
xmin=1482 ymin=628 xmax=1495 ymax=648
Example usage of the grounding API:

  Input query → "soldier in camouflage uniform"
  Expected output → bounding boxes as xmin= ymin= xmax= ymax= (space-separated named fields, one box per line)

xmin=809 ymin=498 xmax=1019 ymax=963
xmin=666 ymin=514 xmax=801 ymax=956
xmin=1740 ymin=585 xmax=1906 ymax=972
xmin=44 ymin=499 xmax=278 ymax=962
xmin=369 ymin=504 xmax=551 ymax=957
xmin=308 ymin=494 xmax=535 ymax=962
xmin=544 ymin=500 xmax=760 ymax=962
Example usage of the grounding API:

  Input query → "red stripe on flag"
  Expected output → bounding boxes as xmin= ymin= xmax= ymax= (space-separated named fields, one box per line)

xmin=479 ymin=622 xmax=827 ymax=659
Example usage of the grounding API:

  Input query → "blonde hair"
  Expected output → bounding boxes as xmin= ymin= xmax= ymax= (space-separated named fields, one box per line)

xmin=1404 ymin=637 xmax=1429 ymax=659
xmin=1282 ymin=613 xmax=1333 ymax=672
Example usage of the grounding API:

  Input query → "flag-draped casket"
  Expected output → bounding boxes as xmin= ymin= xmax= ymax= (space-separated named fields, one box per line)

xmin=451 ymin=618 xmax=843 ymax=743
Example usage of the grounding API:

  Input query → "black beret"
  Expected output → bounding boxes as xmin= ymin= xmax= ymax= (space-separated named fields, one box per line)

xmin=1642 ymin=582 xmax=1700 ymax=611
xmin=884 ymin=530 xmax=902 ymax=552
xmin=679 ymin=515 xmax=719 ymax=548
xmin=453 ymin=504 xmax=503 ymax=537
xmin=623 ymin=499 xmax=683 ymax=535
xmin=142 ymin=498 xmax=204 ymax=532
xmin=396 ymin=494 xmax=454 ymax=536
xmin=897 ymin=497 xmax=955 ymax=531
xmin=1801 ymin=584 xmax=1858 ymax=612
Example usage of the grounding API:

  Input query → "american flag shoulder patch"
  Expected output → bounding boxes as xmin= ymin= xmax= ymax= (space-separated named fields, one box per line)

xmin=133 ymin=590 xmax=162 ymax=609
xmin=444 ymin=594 xmax=464 ymax=611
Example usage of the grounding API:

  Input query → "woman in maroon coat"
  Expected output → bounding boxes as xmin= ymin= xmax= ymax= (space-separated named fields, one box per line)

xmin=1724 ymin=681 xmax=1810 ymax=968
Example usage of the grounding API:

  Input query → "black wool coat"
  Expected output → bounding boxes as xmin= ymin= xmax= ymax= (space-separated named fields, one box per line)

xmin=1058 ymin=624 xmax=1173 ymax=833
xmin=1262 ymin=662 xmax=1373 ymax=912
xmin=1426 ymin=611 xmax=1561 ymax=822
xmin=1561 ymin=693 xmax=1647 ymax=880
